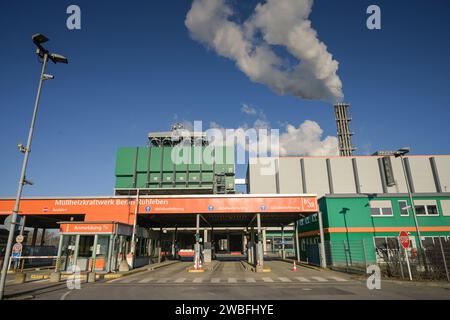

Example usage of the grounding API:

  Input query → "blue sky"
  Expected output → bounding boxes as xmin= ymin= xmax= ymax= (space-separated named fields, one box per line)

xmin=0 ymin=0 xmax=449 ymax=197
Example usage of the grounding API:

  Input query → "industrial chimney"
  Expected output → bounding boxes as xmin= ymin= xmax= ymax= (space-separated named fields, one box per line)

xmin=334 ymin=103 xmax=355 ymax=156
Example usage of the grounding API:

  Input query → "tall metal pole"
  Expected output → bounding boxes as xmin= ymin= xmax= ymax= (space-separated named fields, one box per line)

xmin=399 ymin=155 xmax=430 ymax=273
xmin=256 ymin=213 xmax=263 ymax=269
xmin=318 ymin=211 xmax=327 ymax=269
xmin=195 ymin=214 xmax=200 ymax=268
xmin=0 ymin=53 xmax=48 ymax=300
xmin=400 ymin=156 xmax=423 ymax=249
xmin=130 ymin=189 xmax=140 ymax=269
xmin=295 ymin=221 xmax=300 ymax=263
xmin=130 ymin=189 xmax=140 ymax=254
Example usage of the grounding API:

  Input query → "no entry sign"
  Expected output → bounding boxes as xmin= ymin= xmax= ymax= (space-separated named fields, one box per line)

xmin=399 ymin=231 xmax=410 ymax=249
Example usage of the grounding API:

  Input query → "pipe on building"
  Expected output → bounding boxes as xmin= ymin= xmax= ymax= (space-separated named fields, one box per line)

xmin=430 ymin=157 xmax=442 ymax=193
xmin=300 ymin=159 xmax=307 ymax=194
xmin=352 ymin=158 xmax=361 ymax=194
xmin=378 ymin=158 xmax=388 ymax=193
xmin=326 ymin=158 xmax=334 ymax=194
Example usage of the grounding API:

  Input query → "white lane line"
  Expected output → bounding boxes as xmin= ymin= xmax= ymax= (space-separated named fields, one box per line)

xmin=228 ymin=278 xmax=237 ymax=283
xmin=245 ymin=278 xmax=256 ymax=283
xmin=328 ymin=276 xmax=348 ymax=282
xmin=174 ymin=278 xmax=186 ymax=283
xmin=295 ymin=277 xmax=311 ymax=282
xmin=60 ymin=291 xmax=72 ymax=301
xmin=278 ymin=277 xmax=292 ymax=282
xmin=138 ymin=277 xmax=154 ymax=283
xmin=311 ymin=276 xmax=328 ymax=282
xmin=193 ymin=278 xmax=204 ymax=283
xmin=262 ymin=277 xmax=274 ymax=282
xmin=211 ymin=278 xmax=221 ymax=283
xmin=156 ymin=278 xmax=170 ymax=283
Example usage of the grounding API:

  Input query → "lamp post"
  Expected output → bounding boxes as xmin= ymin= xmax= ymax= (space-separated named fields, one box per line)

xmin=0 ymin=34 xmax=68 ymax=300
xmin=394 ymin=147 xmax=425 ymax=255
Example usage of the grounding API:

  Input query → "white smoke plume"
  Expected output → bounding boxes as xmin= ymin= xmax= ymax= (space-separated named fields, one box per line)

xmin=207 ymin=105 xmax=339 ymax=156
xmin=278 ymin=120 xmax=338 ymax=156
xmin=186 ymin=0 xmax=343 ymax=102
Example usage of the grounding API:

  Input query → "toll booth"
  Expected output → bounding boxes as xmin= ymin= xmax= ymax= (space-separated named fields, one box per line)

xmin=57 ymin=221 xmax=150 ymax=272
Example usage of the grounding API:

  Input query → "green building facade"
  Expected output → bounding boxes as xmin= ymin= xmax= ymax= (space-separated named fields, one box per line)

xmin=298 ymin=194 xmax=450 ymax=266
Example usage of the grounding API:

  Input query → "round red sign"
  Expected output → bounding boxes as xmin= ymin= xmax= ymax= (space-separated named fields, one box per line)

xmin=399 ymin=231 xmax=410 ymax=249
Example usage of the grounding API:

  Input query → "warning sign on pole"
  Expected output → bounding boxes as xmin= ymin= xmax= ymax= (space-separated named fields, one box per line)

xmin=399 ymin=231 xmax=413 ymax=281
xmin=399 ymin=231 xmax=410 ymax=249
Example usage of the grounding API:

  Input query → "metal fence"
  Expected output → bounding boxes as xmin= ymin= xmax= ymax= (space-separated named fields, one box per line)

xmin=377 ymin=241 xmax=450 ymax=281
xmin=323 ymin=240 xmax=375 ymax=274
xmin=308 ymin=239 xmax=450 ymax=282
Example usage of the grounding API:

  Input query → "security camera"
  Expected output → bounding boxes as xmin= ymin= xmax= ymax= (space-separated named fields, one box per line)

xmin=49 ymin=53 xmax=68 ymax=64
xmin=17 ymin=143 xmax=27 ymax=153
xmin=43 ymin=74 xmax=54 ymax=80
xmin=23 ymin=177 xmax=34 ymax=186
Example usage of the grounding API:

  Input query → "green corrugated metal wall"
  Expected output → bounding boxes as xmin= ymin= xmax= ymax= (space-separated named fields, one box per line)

xmin=115 ymin=146 xmax=235 ymax=192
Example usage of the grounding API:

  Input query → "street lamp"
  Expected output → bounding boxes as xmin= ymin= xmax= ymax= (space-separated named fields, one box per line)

xmin=0 ymin=34 xmax=68 ymax=300
xmin=394 ymin=147 xmax=425 ymax=254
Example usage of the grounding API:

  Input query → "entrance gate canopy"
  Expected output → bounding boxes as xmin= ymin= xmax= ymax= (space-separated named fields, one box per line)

xmin=0 ymin=194 xmax=318 ymax=228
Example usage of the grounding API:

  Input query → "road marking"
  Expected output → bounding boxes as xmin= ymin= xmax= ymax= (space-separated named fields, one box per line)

xmin=228 ymin=278 xmax=237 ymax=283
xmin=278 ymin=277 xmax=292 ymax=282
xmin=328 ymin=276 xmax=348 ymax=282
xmin=211 ymin=278 xmax=221 ymax=283
xmin=60 ymin=291 xmax=72 ymax=301
xmin=311 ymin=276 xmax=328 ymax=282
xmin=295 ymin=277 xmax=311 ymax=282
xmin=193 ymin=278 xmax=204 ymax=283
xmin=138 ymin=277 xmax=154 ymax=283
xmin=156 ymin=278 xmax=170 ymax=283
xmin=245 ymin=278 xmax=256 ymax=283
xmin=262 ymin=277 xmax=274 ymax=282
xmin=174 ymin=278 xmax=186 ymax=283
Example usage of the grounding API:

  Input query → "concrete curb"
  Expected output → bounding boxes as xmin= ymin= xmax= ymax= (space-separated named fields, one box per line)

xmin=104 ymin=261 xmax=178 ymax=280
xmin=24 ymin=260 xmax=179 ymax=282
xmin=277 ymin=259 xmax=324 ymax=272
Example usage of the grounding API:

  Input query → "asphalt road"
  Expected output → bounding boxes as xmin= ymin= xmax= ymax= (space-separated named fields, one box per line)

xmin=4 ymin=261 xmax=450 ymax=300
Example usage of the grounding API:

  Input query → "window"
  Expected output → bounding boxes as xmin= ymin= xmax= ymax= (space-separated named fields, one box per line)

xmin=399 ymin=200 xmax=409 ymax=216
xmin=370 ymin=200 xmax=393 ymax=217
xmin=374 ymin=236 xmax=402 ymax=263
xmin=414 ymin=200 xmax=439 ymax=216
xmin=415 ymin=205 xmax=426 ymax=215
xmin=421 ymin=236 xmax=449 ymax=249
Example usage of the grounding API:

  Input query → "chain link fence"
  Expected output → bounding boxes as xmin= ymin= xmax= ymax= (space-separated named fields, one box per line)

xmin=307 ymin=238 xmax=450 ymax=281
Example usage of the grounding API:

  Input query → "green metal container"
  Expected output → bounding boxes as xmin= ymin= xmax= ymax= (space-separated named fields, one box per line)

xmin=114 ymin=145 xmax=235 ymax=194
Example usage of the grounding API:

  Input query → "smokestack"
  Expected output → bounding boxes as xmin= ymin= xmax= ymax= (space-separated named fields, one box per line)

xmin=334 ymin=103 xmax=355 ymax=156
